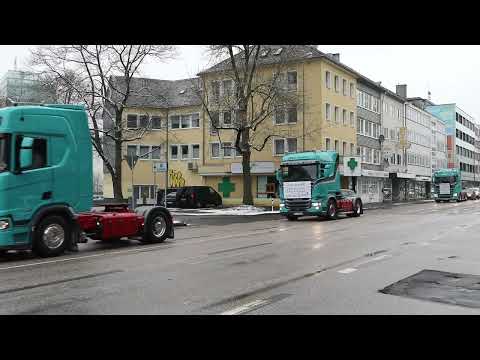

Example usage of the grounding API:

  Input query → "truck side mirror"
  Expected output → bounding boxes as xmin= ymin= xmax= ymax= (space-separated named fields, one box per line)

xmin=275 ymin=169 xmax=281 ymax=181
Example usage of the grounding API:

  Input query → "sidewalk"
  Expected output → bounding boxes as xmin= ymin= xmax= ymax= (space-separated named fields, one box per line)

xmin=363 ymin=199 xmax=435 ymax=211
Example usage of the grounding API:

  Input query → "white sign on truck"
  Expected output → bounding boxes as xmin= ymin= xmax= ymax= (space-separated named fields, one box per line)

xmin=439 ymin=183 xmax=450 ymax=195
xmin=283 ymin=181 xmax=311 ymax=199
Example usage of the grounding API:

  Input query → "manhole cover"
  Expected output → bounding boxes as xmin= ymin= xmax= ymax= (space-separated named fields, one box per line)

xmin=380 ymin=269 xmax=480 ymax=309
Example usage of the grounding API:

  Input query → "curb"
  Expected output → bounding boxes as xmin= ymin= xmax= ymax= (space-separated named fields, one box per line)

xmin=364 ymin=200 xmax=435 ymax=211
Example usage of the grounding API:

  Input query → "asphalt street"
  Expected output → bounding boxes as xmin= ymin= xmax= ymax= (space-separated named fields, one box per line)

xmin=2 ymin=200 xmax=480 ymax=314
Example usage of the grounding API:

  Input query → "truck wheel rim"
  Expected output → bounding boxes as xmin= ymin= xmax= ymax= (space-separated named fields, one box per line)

xmin=329 ymin=203 xmax=335 ymax=216
xmin=152 ymin=216 xmax=166 ymax=238
xmin=43 ymin=224 xmax=65 ymax=249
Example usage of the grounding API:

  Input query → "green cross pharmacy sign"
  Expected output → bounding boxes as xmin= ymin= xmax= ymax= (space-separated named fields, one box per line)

xmin=343 ymin=156 xmax=361 ymax=177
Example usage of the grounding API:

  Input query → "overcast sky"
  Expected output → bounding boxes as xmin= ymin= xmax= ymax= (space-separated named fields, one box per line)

xmin=2 ymin=45 xmax=480 ymax=121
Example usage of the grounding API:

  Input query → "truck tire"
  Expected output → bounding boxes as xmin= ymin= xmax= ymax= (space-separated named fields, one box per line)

xmin=33 ymin=215 xmax=70 ymax=257
xmin=327 ymin=199 xmax=338 ymax=220
xmin=352 ymin=200 xmax=362 ymax=217
xmin=141 ymin=210 xmax=171 ymax=244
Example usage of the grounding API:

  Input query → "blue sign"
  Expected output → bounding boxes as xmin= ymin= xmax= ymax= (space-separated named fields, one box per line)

xmin=153 ymin=162 xmax=167 ymax=173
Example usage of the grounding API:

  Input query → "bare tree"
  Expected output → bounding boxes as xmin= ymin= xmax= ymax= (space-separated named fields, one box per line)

xmin=195 ymin=45 xmax=304 ymax=205
xmin=29 ymin=45 xmax=177 ymax=200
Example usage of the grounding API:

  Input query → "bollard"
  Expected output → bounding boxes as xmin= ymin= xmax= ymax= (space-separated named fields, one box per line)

xmin=271 ymin=197 xmax=274 ymax=212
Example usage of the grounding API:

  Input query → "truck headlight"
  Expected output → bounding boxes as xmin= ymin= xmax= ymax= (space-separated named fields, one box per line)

xmin=433 ymin=194 xmax=438 ymax=198
xmin=453 ymin=193 xmax=457 ymax=197
xmin=312 ymin=202 xmax=321 ymax=207
xmin=279 ymin=203 xmax=285 ymax=208
xmin=0 ymin=219 xmax=10 ymax=230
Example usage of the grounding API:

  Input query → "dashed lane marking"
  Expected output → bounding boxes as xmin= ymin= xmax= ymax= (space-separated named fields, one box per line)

xmin=338 ymin=268 xmax=358 ymax=274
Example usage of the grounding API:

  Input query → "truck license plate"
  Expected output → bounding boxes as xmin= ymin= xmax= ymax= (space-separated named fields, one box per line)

xmin=294 ymin=212 xmax=303 ymax=216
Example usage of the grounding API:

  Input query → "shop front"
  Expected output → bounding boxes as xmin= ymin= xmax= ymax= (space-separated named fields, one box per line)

xmin=356 ymin=169 xmax=389 ymax=204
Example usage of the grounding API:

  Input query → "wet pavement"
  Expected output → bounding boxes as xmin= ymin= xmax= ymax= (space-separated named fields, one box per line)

xmin=2 ymin=199 xmax=480 ymax=314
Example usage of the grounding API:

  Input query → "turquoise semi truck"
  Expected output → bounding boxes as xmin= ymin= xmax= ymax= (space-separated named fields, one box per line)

xmin=0 ymin=104 xmax=174 ymax=258
xmin=277 ymin=151 xmax=363 ymax=220
xmin=432 ymin=168 xmax=467 ymax=202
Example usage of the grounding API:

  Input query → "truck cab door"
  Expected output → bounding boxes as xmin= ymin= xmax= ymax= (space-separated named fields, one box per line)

xmin=11 ymin=135 xmax=54 ymax=224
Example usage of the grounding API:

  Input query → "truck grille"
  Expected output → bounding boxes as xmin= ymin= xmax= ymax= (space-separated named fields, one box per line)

xmin=435 ymin=185 xmax=453 ymax=198
xmin=285 ymin=199 xmax=311 ymax=211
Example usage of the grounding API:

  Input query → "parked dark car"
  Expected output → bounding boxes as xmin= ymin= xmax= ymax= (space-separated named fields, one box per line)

xmin=165 ymin=191 xmax=178 ymax=207
xmin=176 ymin=186 xmax=222 ymax=208
xmin=157 ymin=188 xmax=178 ymax=206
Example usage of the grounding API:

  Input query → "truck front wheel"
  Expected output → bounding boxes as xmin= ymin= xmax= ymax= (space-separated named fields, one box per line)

xmin=141 ymin=210 xmax=171 ymax=244
xmin=352 ymin=200 xmax=362 ymax=217
xmin=33 ymin=215 xmax=70 ymax=257
xmin=327 ymin=199 xmax=338 ymax=220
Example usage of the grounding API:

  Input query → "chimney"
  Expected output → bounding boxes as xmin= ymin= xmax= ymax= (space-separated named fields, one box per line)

xmin=330 ymin=53 xmax=340 ymax=62
xmin=396 ymin=84 xmax=407 ymax=98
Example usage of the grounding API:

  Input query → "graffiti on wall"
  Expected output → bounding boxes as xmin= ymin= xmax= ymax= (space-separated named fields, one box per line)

xmin=169 ymin=169 xmax=186 ymax=188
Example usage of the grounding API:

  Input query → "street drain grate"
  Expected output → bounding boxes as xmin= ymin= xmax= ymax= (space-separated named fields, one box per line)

xmin=380 ymin=269 xmax=480 ymax=309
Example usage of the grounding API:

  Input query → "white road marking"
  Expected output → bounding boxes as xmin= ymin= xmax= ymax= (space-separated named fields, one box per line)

xmin=356 ymin=254 xmax=392 ymax=267
xmin=221 ymin=299 xmax=268 ymax=315
xmin=338 ymin=268 xmax=357 ymax=274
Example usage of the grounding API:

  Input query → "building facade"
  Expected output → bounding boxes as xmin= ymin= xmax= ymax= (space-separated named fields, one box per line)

xmin=425 ymin=103 xmax=479 ymax=187
xmin=354 ymin=78 xmax=387 ymax=204
xmin=0 ymin=70 xmax=54 ymax=105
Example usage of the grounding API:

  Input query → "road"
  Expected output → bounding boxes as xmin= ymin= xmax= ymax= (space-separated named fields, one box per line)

xmin=1 ymin=200 xmax=480 ymax=314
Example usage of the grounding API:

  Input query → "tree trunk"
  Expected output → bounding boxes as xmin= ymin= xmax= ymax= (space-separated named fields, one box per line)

xmin=242 ymin=149 xmax=253 ymax=205
xmin=113 ymin=138 xmax=124 ymax=201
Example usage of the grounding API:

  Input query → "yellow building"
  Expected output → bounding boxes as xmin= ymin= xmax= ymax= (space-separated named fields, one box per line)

xmin=103 ymin=46 xmax=360 ymax=207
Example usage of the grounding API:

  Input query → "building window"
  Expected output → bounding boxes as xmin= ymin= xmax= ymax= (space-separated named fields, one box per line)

xmin=180 ymin=145 xmax=189 ymax=160
xmin=274 ymin=106 xmax=286 ymax=124
xmin=223 ymin=111 xmax=232 ymax=126
xmin=287 ymin=106 xmax=297 ymax=123
xmin=210 ymin=112 xmax=220 ymax=134
xmin=170 ymin=145 xmax=178 ymax=160
xmin=222 ymin=79 xmax=233 ymax=97
xmin=170 ymin=115 xmax=180 ymax=129
xmin=139 ymin=146 xmax=150 ymax=159
xmin=350 ymin=143 xmax=354 ymax=156
xmin=211 ymin=143 xmax=220 ymax=158
xmin=326 ymin=71 xmax=331 ymax=89
xmin=334 ymin=106 xmax=339 ymax=123
xmin=350 ymin=83 xmax=354 ymax=98
xmin=334 ymin=140 xmax=339 ymax=152
xmin=191 ymin=113 xmax=200 ymax=128
xmin=192 ymin=144 xmax=200 ymax=159
xmin=127 ymin=145 xmax=137 ymax=158
xmin=139 ymin=115 xmax=149 ymax=128
xmin=325 ymin=138 xmax=331 ymax=150
xmin=342 ymin=109 xmax=347 ymax=126
xmin=342 ymin=141 xmax=347 ymax=155
xmin=211 ymin=81 xmax=220 ymax=99
xmin=180 ymin=115 xmax=190 ymax=129
xmin=151 ymin=146 xmax=161 ymax=160
xmin=342 ymin=79 xmax=347 ymax=96
xmin=350 ymin=112 xmax=354 ymax=127
xmin=287 ymin=138 xmax=297 ymax=153
xmin=325 ymin=103 xmax=331 ymax=121
xmin=334 ymin=75 xmax=339 ymax=92
xmin=151 ymin=116 xmax=162 ymax=129
xmin=287 ymin=71 xmax=297 ymax=91
xmin=223 ymin=142 xmax=233 ymax=158
xmin=274 ymin=139 xmax=285 ymax=155
xmin=127 ymin=114 xmax=138 ymax=129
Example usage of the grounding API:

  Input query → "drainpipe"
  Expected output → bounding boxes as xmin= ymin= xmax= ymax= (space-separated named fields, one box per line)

xmin=302 ymin=63 xmax=305 ymax=151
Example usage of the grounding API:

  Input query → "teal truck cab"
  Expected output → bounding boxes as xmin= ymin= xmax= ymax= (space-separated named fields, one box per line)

xmin=432 ymin=168 xmax=467 ymax=202
xmin=0 ymin=104 xmax=174 ymax=258
xmin=277 ymin=151 xmax=363 ymax=220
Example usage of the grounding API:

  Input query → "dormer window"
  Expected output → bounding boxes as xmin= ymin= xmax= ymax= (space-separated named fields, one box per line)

xmin=273 ymin=47 xmax=283 ymax=56
xmin=260 ymin=49 xmax=270 ymax=57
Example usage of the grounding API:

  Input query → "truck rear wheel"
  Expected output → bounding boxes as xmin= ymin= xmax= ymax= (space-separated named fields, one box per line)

xmin=141 ymin=210 xmax=171 ymax=244
xmin=327 ymin=199 xmax=338 ymax=220
xmin=33 ymin=215 xmax=70 ymax=257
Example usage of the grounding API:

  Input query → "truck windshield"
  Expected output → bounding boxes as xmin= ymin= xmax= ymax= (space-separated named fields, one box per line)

xmin=280 ymin=164 xmax=317 ymax=181
xmin=0 ymin=134 xmax=9 ymax=173
xmin=434 ymin=176 xmax=456 ymax=184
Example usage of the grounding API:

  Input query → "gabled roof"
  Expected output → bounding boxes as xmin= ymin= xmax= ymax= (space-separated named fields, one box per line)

xmin=110 ymin=76 xmax=202 ymax=109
